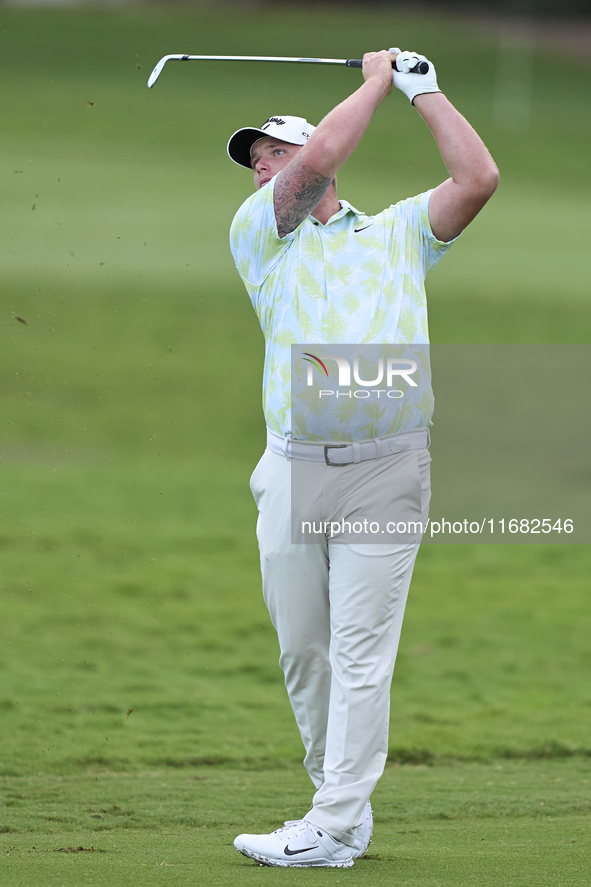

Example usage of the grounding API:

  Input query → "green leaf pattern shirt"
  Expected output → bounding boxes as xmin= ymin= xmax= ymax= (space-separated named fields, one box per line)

xmin=230 ymin=177 xmax=455 ymax=440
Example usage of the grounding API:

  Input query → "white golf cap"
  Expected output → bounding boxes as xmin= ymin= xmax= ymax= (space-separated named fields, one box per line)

xmin=227 ymin=115 xmax=316 ymax=169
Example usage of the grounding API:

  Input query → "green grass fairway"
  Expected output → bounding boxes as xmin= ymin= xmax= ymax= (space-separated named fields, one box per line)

xmin=1 ymin=5 xmax=590 ymax=884
xmin=2 ymin=760 xmax=590 ymax=886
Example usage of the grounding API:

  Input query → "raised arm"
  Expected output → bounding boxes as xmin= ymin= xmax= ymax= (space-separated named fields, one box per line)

xmin=413 ymin=92 xmax=499 ymax=244
xmin=273 ymin=51 xmax=395 ymax=238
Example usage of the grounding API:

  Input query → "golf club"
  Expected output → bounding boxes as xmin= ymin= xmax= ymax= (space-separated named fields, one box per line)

xmin=147 ymin=54 xmax=429 ymax=88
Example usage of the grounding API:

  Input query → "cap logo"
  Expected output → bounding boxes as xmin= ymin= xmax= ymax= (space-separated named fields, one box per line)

xmin=261 ymin=117 xmax=285 ymax=129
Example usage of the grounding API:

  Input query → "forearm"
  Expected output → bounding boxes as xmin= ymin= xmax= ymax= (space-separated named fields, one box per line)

xmin=300 ymin=76 xmax=389 ymax=179
xmin=413 ymin=91 xmax=499 ymax=242
xmin=413 ymin=92 xmax=498 ymax=191
xmin=274 ymin=73 xmax=389 ymax=237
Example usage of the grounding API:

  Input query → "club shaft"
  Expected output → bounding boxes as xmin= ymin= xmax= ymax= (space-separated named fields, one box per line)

xmin=148 ymin=54 xmax=350 ymax=87
xmin=147 ymin=54 xmax=428 ymax=88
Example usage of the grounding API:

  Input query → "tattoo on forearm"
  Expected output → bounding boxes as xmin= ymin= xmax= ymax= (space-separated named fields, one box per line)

xmin=274 ymin=157 xmax=332 ymax=238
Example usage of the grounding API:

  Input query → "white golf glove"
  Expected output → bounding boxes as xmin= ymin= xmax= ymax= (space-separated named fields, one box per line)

xmin=389 ymin=47 xmax=440 ymax=104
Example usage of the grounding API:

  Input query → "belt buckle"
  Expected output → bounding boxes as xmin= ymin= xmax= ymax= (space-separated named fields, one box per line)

xmin=324 ymin=443 xmax=348 ymax=467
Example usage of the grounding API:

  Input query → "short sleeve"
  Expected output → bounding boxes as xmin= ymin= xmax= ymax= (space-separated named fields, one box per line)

xmin=417 ymin=189 xmax=460 ymax=272
xmin=383 ymin=189 xmax=459 ymax=275
xmin=229 ymin=175 xmax=295 ymax=287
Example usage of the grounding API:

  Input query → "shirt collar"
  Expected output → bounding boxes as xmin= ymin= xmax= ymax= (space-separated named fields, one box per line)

xmin=308 ymin=198 xmax=362 ymax=227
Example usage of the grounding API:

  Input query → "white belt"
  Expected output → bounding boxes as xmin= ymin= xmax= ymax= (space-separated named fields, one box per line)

xmin=267 ymin=428 xmax=429 ymax=466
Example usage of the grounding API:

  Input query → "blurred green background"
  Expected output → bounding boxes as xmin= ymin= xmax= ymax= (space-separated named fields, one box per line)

xmin=1 ymin=0 xmax=590 ymax=791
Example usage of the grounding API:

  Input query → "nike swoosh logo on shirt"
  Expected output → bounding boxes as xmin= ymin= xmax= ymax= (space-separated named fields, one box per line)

xmin=354 ymin=225 xmax=372 ymax=232
xmin=284 ymin=844 xmax=319 ymax=856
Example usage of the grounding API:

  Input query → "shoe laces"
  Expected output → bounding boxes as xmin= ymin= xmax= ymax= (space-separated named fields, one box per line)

xmin=273 ymin=820 xmax=316 ymax=841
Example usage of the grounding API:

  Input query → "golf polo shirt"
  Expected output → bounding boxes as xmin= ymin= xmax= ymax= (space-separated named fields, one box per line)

xmin=230 ymin=175 xmax=456 ymax=441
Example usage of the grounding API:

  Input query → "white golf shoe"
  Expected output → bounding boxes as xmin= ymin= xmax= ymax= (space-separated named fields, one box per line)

xmin=234 ymin=819 xmax=354 ymax=867
xmin=349 ymin=801 xmax=373 ymax=858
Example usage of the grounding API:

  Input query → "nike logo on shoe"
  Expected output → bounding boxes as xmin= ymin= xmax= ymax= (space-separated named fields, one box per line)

xmin=284 ymin=844 xmax=319 ymax=856
xmin=234 ymin=820 xmax=354 ymax=867
xmin=354 ymin=225 xmax=372 ymax=233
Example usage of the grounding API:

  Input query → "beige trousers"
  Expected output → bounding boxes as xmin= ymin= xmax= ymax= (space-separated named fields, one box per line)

xmin=249 ymin=444 xmax=430 ymax=842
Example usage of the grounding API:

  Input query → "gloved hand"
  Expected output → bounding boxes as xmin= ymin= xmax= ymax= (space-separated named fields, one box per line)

xmin=389 ymin=47 xmax=440 ymax=104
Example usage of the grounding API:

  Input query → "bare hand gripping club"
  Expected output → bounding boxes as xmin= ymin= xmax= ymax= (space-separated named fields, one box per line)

xmin=147 ymin=54 xmax=429 ymax=88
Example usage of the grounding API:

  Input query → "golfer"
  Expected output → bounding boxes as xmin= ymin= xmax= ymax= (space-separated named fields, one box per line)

xmin=227 ymin=48 xmax=498 ymax=867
